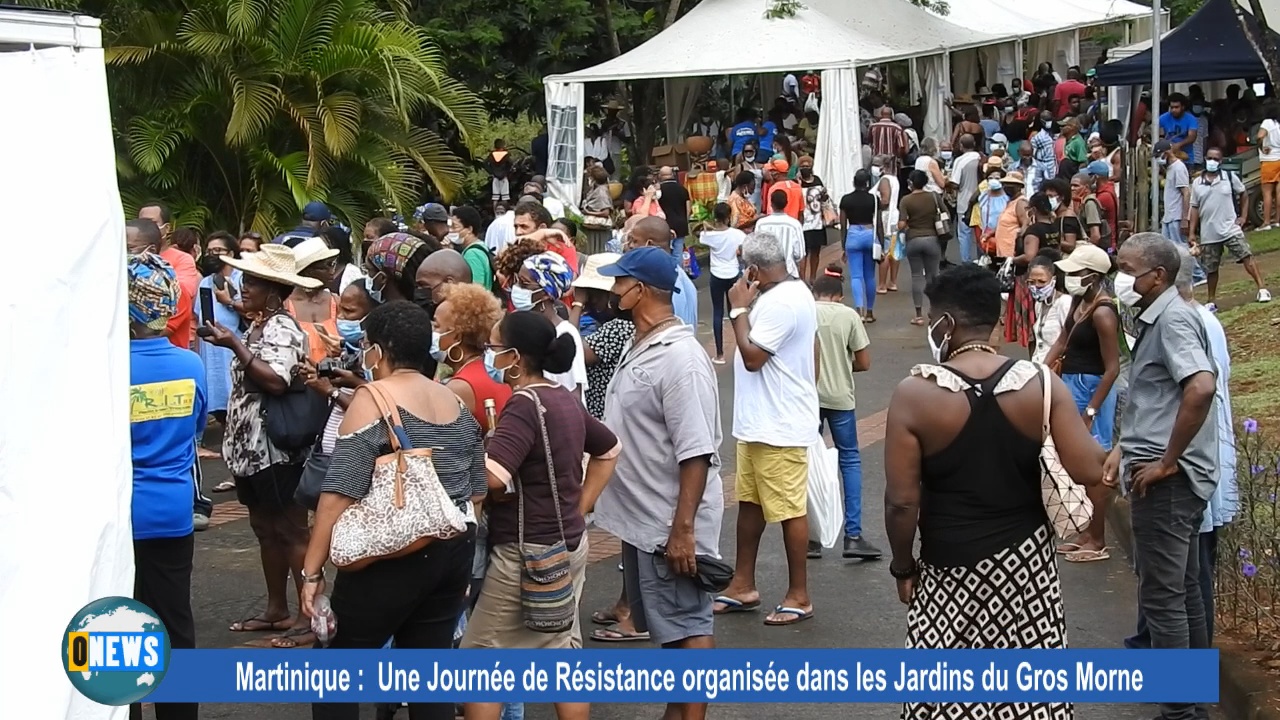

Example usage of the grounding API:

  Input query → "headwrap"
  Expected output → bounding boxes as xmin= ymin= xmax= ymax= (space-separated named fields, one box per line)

xmin=365 ymin=233 xmax=425 ymax=279
xmin=412 ymin=204 xmax=430 ymax=223
xmin=522 ymin=252 xmax=574 ymax=300
xmin=127 ymin=252 xmax=179 ymax=330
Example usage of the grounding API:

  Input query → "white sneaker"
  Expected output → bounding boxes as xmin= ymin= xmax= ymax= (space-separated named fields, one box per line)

xmin=1259 ymin=289 xmax=1273 ymax=303
xmin=1258 ymin=224 xmax=1274 ymax=232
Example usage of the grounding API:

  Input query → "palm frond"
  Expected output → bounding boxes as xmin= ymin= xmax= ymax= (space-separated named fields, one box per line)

xmin=226 ymin=74 xmax=281 ymax=146
xmin=226 ymin=0 xmax=269 ymax=38
xmin=316 ymin=91 xmax=363 ymax=157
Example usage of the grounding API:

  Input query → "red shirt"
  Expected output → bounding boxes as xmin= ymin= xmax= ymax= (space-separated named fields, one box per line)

xmin=160 ymin=247 xmax=199 ymax=349
xmin=762 ymin=179 xmax=805 ymax=222
xmin=1054 ymin=80 xmax=1086 ymax=118
xmin=452 ymin=360 xmax=513 ymax=434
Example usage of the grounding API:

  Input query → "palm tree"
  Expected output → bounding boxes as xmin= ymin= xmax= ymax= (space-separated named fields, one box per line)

xmin=107 ymin=0 xmax=485 ymax=234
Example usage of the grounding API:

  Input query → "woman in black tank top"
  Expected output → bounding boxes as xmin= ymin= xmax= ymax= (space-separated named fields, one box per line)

xmin=884 ymin=264 xmax=1106 ymax=720
xmin=1044 ymin=244 xmax=1120 ymax=564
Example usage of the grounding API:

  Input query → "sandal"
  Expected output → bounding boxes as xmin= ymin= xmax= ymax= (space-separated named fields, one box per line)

xmin=887 ymin=285 xmax=899 ymax=292
xmin=1056 ymin=542 xmax=1083 ymax=555
xmin=212 ymin=479 xmax=237 ymax=493
xmin=270 ymin=626 xmax=316 ymax=648
xmin=1064 ymin=548 xmax=1111 ymax=563
xmin=764 ymin=605 xmax=815 ymax=626
xmin=876 ymin=288 xmax=888 ymax=295
xmin=910 ymin=317 xmax=927 ymax=326
xmin=229 ymin=616 xmax=291 ymax=632
xmin=590 ymin=609 xmax=622 ymax=626
xmin=713 ymin=596 xmax=761 ymax=614
xmin=589 ymin=626 xmax=651 ymax=643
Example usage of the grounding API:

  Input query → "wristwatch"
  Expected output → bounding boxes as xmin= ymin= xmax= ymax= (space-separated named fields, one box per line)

xmin=729 ymin=307 xmax=749 ymax=320
xmin=329 ymin=389 xmax=341 ymax=402
xmin=1085 ymin=406 xmax=1098 ymax=418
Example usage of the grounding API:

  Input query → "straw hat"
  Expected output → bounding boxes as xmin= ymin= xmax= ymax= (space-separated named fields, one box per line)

xmin=1003 ymin=170 xmax=1026 ymax=186
xmin=222 ymin=244 xmax=323 ymax=289
xmin=572 ymin=253 xmax=622 ymax=292
xmin=292 ymin=237 xmax=338 ymax=272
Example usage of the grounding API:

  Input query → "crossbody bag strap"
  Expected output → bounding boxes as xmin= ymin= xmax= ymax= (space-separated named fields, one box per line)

xmin=362 ymin=382 xmax=403 ymax=453
xmin=1039 ymin=362 xmax=1052 ymax=443
xmin=516 ymin=388 xmax=568 ymax=547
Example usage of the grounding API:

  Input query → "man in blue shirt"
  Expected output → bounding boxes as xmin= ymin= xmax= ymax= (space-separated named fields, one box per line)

xmin=128 ymin=252 xmax=207 ymax=720
xmin=1159 ymin=93 xmax=1199 ymax=167
xmin=272 ymin=200 xmax=330 ymax=246
xmin=626 ymin=216 xmax=699 ymax=327
xmin=728 ymin=108 xmax=760 ymax=158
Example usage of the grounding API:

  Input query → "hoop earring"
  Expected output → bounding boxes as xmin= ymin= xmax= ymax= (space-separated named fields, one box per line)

xmin=446 ymin=343 xmax=466 ymax=364
xmin=506 ymin=365 xmax=524 ymax=380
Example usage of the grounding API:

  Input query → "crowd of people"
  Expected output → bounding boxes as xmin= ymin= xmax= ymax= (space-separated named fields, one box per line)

xmin=120 ymin=68 xmax=1255 ymax=720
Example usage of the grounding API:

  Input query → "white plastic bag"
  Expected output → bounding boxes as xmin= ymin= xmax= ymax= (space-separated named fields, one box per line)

xmin=805 ymin=439 xmax=843 ymax=548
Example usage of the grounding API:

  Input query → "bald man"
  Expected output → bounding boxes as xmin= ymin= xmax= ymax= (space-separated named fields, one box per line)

xmin=415 ymin=248 xmax=474 ymax=311
xmin=626 ymin=216 xmax=698 ymax=327
xmin=657 ymin=166 xmax=692 ymax=260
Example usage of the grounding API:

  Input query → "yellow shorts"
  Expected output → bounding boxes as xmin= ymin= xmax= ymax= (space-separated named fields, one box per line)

xmin=735 ymin=441 xmax=809 ymax=523
xmin=1264 ymin=161 xmax=1280 ymax=185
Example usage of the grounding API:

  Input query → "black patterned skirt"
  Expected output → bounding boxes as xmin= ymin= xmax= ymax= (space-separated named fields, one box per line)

xmin=902 ymin=524 xmax=1072 ymax=720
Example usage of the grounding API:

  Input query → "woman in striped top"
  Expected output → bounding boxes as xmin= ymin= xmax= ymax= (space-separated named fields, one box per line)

xmin=301 ymin=301 xmax=484 ymax=720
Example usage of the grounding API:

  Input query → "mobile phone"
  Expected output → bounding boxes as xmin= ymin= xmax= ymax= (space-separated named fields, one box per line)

xmin=211 ymin=273 xmax=226 ymax=291
xmin=197 ymin=287 xmax=216 ymax=337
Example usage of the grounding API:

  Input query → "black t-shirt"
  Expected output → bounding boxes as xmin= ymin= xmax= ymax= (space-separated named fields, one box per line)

xmin=839 ymin=190 xmax=877 ymax=225
xmin=658 ymin=180 xmax=691 ymax=237
xmin=1061 ymin=300 xmax=1117 ymax=376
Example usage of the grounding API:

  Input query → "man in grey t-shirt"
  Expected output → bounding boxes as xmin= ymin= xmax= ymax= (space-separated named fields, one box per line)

xmin=1188 ymin=146 xmax=1270 ymax=307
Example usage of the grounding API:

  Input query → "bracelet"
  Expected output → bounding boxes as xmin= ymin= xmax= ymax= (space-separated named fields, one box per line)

xmin=889 ymin=559 xmax=919 ymax=579
xmin=303 ymin=570 xmax=325 ymax=584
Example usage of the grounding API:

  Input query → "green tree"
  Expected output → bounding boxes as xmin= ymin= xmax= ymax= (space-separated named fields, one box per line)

xmin=47 ymin=0 xmax=485 ymax=234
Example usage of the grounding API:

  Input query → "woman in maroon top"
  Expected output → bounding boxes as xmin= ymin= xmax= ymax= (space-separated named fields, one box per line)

xmin=434 ymin=283 xmax=510 ymax=433
xmin=461 ymin=311 xmax=620 ymax=720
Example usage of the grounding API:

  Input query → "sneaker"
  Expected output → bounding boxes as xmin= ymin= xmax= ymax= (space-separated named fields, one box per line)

xmin=842 ymin=535 xmax=883 ymax=560
xmin=1193 ymin=277 xmax=1208 ymax=288
xmin=1258 ymin=224 xmax=1274 ymax=232
xmin=1259 ymin=289 xmax=1273 ymax=303
xmin=712 ymin=356 xmax=726 ymax=365
xmin=1206 ymin=302 xmax=1218 ymax=313
xmin=193 ymin=513 xmax=210 ymax=532
xmin=806 ymin=541 xmax=823 ymax=559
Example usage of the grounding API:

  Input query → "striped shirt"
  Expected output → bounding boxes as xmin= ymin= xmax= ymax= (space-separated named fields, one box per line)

xmin=323 ymin=406 xmax=486 ymax=503
xmin=868 ymin=119 xmax=908 ymax=175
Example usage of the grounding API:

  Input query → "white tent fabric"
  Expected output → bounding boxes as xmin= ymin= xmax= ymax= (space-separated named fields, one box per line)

xmin=663 ymin=77 xmax=703 ymax=143
xmin=920 ymin=54 xmax=952 ymax=144
xmin=1026 ymin=31 xmax=1081 ymax=75
xmin=814 ymin=68 xmax=861 ymax=203
xmin=0 ymin=35 xmax=130 ymax=720
xmin=545 ymin=79 xmax=585 ymax=213
xmin=931 ymin=0 xmax=1148 ymax=39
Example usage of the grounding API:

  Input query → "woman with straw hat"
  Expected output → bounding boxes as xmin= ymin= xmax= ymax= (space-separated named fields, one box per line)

xmin=204 ymin=243 xmax=320 ymax=648
xmin=288 ymin=237 xmax=342 ymax=364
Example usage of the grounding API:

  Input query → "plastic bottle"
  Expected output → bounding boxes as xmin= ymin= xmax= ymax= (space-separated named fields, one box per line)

xmin=312 ymin=594 xmax=336 ymax=647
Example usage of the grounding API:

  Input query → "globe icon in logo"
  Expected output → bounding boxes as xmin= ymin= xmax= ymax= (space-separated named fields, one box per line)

xmin=62 ymin=596 xmax=171 ymax=706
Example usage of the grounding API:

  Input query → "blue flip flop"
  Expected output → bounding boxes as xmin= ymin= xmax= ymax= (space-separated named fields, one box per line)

xmin=712 ymin=596 xmax=761 ymax=614
xmin=764 ymin=605 xmax=814 ymax=626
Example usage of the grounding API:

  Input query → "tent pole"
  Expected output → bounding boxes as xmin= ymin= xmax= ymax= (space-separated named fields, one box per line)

xmin=1151 ymin=0 xmax=1161 ymax=225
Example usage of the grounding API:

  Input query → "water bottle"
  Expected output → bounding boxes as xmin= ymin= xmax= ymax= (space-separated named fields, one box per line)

xmin=312 ymin=594 xmax=336 ymax=647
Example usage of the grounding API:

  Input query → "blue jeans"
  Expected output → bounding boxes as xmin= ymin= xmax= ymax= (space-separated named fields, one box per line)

xmin=1061 ymin=373 xmax=1118 ymax=451
xmin=956 ymin=222 xmax=975 ymax=263
xmin=819 ymin=408 xmax=862 ymax=537
xmin=844 ymin=225 xmax=877 ymax=311
xmin=1126 ymin=529 xmax=1218 ymax=649
xmin=672 ymin=236 xmax=685 ymax=260
xmin=1162 ymin=221 xmax=1207 ymax=284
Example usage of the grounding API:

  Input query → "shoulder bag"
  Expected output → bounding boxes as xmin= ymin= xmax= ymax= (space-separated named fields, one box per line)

xmin=294 ymin=433 xmax=330 ymax=511
xmin=1037 ymin=363 xmax=1094 ymax=539
xmin=514 ymin=388 xmax=577 ymax=634
xmin=244 ymin=313 xmax=330 ymax=451
xmin=329 ymin=383 xmax=470 ymax=571
xmin=930 ymin=192 xmax=953 ymax=241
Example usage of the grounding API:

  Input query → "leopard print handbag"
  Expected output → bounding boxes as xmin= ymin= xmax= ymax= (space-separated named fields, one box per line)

xmin=329 ymin=383 xmax=470 ymax=571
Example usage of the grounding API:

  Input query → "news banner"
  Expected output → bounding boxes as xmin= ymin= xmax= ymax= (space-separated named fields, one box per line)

xmin=64 ymin=598 xmax=1220 ymax=706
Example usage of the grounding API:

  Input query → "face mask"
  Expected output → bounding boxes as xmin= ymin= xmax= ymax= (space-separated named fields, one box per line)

xmin=1028 ymin=284 xmax=1055 ymax=303
xmin=654 ymin=189 xmax=663 ymax=200
xmin=1114 ymin=271 xmax=1144 ymax=307
xmin=361 ymin=344 xmax=382 ymax=374
xmin=201 ymin=254 xmax=224 ymax=276
xmin=987 ymin=179 xmax=1003 ymax=192
xmin=1192 ymin=105 xmax=1204 ymax=114
xmin=368 ymin=272 xmax=386 ymax=304
xmin=336 ymin=318 xmax=364 ymax=346
xmin=483 ymin=350 xmax=505 ymax=384
xmin=510 ymin=286 xmax=537 ymax=311
xmin=445 ymin=232 xmax=461 ymax=245
xmin=744 ymin=153 xmax=756 ymax=162
xmin=430 ymin=330 xmax=447 ymax=362
xmin=927 ymin=315 xmax=951 ymax=363
xmin=1205 ymin=159 xmax=1221 ymax=173
xmin=800 ymin=168 xmax=813 ymax=177
xmin=871 ymin=166 xmax=882 ymax=178
xmin=413 ymin=286 xmax=436 ymax=315
xmin=941 ymin=151 xmax=953 ymax=161
xmin=702 ymin=116 xmax=711 ymax=124
xmin=1157 ymin=156 xmax=1168 ymax=167
xmin=608 ymin=287 xmax=638 ymax=323
xmin=1049 ymin=196 xmax=1061 ymax=211
xmin=1064 ymin=275 xmax=1092 ymax=297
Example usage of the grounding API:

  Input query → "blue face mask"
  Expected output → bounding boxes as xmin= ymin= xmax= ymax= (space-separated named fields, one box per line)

xmin=368 ymin=272 xmax=386 ymax=304
xmin=483 ymin=348 xmax=507 ymax=383
xmin=336 ymin=318 xmax=364 ymax=346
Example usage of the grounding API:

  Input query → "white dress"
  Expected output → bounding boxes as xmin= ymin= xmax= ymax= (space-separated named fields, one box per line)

xmin=914 ymin=156 xmax=943 ymax=193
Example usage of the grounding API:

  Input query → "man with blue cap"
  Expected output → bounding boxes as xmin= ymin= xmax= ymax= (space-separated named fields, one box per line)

xmin=624 ymin=216 xmax=698 ymax=326
xmin=273 ymin=200 xmax=331 ymax=246
xmin=592 ymin=246 xmax=724 ymax=720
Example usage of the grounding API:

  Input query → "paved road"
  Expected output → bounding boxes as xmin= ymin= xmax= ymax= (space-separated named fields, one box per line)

xmin=169 ymin=243 xmax=1211 ymax=719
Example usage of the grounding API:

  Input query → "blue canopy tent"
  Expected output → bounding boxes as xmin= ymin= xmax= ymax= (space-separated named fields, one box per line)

xmin=1095 ymin=0 xmax=1274 ymax=84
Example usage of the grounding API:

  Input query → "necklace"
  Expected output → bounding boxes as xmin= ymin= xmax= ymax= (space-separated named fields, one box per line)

xmin=635 ymin=315 xmax=680 ymax=344
xmin=945 ymin=342 xmax=998 ymax=361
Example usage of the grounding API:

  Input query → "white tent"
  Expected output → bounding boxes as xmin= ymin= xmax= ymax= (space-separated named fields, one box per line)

xmin=0 ymin=8 xmax=130 ymax=720
xmin=544 ymin=0 xmax=1017 ymax=210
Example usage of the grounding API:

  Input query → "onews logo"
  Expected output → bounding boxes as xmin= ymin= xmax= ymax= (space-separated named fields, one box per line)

xmin=62 ymin=597 xmax=171 ymax=705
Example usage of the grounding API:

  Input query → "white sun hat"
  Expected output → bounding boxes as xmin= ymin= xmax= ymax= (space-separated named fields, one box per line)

xmin=291 ymin=236 xmax=339 ymax=273
xmin=572 ymin=253 xmax=622 ymax=291
xmin=222 ymin=244 xmax=323 ymax=289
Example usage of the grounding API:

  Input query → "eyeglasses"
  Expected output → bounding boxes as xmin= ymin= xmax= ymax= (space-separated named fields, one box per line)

xmin=483 ymin=343 xmax=510 ymax=351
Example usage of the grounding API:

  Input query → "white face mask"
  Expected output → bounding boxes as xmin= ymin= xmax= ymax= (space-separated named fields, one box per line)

xmin=1205 ymin=159 xmax=1221 ymax=173
xmin=1114 ymin=272 xmax=1144 ymax=306
xmin=927 ymin=315 xmax=951 ymax=363
xmin=361 ymin=344 xmax=382 ymax=375
xmin=1049 ymin=196 xmax=1061 ymax=212
xmin=941 ymin=151 xmax=953 ymax=161
xmin=1064 ymin=275 xmax=1091 ymax=297
xmin=871 ymin=166 xmax=883 ymax=178
xmin=510 ymin=286 xmax=537 ymax=311
xmin=445 ymin=232 xmax=461 ymax=245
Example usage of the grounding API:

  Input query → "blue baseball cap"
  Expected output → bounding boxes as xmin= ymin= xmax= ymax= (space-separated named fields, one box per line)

xmin=1085 ymin=159 xmax=1111 ymax=177
xmin=599 ymin=246 xmax=681 ymax=293
xmin=302 ymin=201 xmax=331 ymax=222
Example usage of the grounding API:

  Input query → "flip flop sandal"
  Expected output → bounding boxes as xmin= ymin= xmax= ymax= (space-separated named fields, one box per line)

xmin=590 ymin=609 xmax=620 ymax=625
xmin=212 ymin=480 xmax=237 ymax=493
xmin=590 ymin=626 xmax=651 ymax=643
xmin=910 ymin=317 xmax=927 ymax=326
xmin=764 ymin=606 xmax=815 ymax=626
xmin=712 ymin=596 xmax=761 ymax=614
xmin=887 ymin=285 xmax=899 ymax=292
xmin=1064 ymin=548 xmax=1111 ymax=563
xmin=270 ymin=626 xmax=316 ymax=648
xmin=876 ymin=288 xmax=889 ymax=294
xmin=1056 ymin=542 xmax=1083 ymax=554
xmin=229 ymin=616 xmax=291 ymax=632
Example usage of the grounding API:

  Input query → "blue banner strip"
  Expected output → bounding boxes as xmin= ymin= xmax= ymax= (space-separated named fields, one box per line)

xmin=142 ymin=649 xmax=1219 ymax=704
